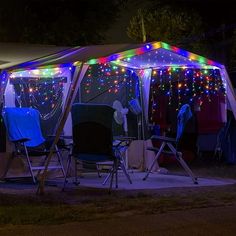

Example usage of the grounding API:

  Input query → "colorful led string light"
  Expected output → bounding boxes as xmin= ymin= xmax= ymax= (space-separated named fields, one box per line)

xmin=84 ymin=42 xmax=223 ymax=69
xmin=5 ymin=66 xmax=73 ymax=120
xmin=10 ymin=76 xmax=66 ymax=120
xmin=149 ymin=68 xmax=226 ymax=119
xmin=81 ymin=63 xmax=139 ymax=102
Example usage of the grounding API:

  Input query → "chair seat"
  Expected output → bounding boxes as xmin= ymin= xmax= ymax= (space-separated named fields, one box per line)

xmin=27 ymin=149 xmax=49 ymax=156
xmin=20 ymin=147 xmax=56 ymax=157
xmin=74 ymin=153 xmax=114 ymax=162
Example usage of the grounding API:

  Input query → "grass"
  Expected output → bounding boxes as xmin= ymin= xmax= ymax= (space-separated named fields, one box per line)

xmin=0 ymin=158 xmax=235 ymax=226
xmin=1 ymin=183 xmax=236 ymax=225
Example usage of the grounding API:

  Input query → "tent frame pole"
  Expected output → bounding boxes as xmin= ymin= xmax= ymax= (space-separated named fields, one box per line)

xmin=37 ymin=63 xmax=87 ymax=195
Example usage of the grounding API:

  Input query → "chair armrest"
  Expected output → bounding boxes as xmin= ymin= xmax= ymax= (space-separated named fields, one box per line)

xmin=151 ymin=135 xmax=176 ymax=143
xmin=113 ymin=136 xmax=136 ymax=147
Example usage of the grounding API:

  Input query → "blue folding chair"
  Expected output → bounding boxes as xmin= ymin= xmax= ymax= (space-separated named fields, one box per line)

xmin=143 ymin=104 xmax=198 ymax=184
xmin=2 ymin=107 xmax=65 ymax=183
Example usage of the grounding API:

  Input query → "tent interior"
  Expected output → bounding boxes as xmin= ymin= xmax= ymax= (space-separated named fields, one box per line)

xmin=0 ymin=41 xmax=236 ymax=173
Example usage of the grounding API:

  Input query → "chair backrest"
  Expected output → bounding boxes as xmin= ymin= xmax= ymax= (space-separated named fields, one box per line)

xmin=176 ymin=104 xmax=193 ymax=142
xmin=2 ymin=107 xmax=45 ymax=147
xmin=71 ymin=103 xmax=114 ymax=156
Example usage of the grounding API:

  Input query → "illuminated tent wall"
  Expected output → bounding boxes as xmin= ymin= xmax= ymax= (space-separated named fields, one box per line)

xmin=79 ymin=64 xmax=141 ymax=137
xmin=0 ymin=42 xmax=69 ymax=111
xmin=0 ymin=43 xmax=69 ymax=153
xmin=1 ymin=41 xmax=236 ymax=192
xmin=5 ymin=67 xmax=73 ymax=136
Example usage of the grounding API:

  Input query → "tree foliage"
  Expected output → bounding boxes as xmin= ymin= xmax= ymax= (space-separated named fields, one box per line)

xmin=127 ymin=6 xmax=208 ymax=54
xmin=230 ymin=30 xmax=236 ymax=70
xmin=0 ymin=0 xmax=122 ymax=46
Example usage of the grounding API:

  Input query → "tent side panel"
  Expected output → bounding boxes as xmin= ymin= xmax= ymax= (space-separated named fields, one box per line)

xmin=222 ymin=67 xmax=236 ymax=119
xmin=38 ymin=64 xmax=88 ymax=194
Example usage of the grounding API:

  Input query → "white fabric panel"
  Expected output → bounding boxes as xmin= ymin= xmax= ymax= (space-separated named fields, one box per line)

xmin=4 ymin=80 xmax=15 ymax=107
xmin=63 ymin=64 xmax=89 ymax=136
xmin=221 ymin=67 xmax=236 ymax=119
xmin=62 ymin=69 xmax=73 ymax=136
xmin=140 ymin=69 xmax=152 ymax=124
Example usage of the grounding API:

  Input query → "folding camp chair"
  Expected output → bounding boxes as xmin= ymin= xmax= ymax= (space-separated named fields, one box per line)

xmin=2 ymin=107 xmax=65 ymax=183
xmin=143 ymin=104 xmax=198 ymax=184
xmin=63 ymin=103 xmax=132 ymax=191
xmin=196 ymin=114 xmax=232 ymax=162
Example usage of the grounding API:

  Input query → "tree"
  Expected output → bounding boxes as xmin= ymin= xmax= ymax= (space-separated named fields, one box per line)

xmin=229 ymin=30 xmax=236 ymax=71
xmin=127 ymin=6 xmax=208 ymax=55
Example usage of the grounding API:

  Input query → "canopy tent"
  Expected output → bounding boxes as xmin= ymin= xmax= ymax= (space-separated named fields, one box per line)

xmin=3 ymin=42 xmax=235 ymax=132
xmin=0 ymin=42 xmax=70 ymax=70
xmin=1 ymin=41 xmax=236 ymax=193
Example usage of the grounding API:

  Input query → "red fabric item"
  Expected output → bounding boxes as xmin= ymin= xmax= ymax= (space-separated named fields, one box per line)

xmin=150 ymin=94 xmax=226 ymax=134
xmin=149 ymin=92 xmax=226 ymax=165
xmin=196 ymin=94 xmax=225 ymax=134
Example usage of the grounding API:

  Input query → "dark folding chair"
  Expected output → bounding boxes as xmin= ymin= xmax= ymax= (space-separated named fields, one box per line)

xmin=2 ymin=107 xmax=65 ymax=183
xmin=143 ymin=104 xmax=198 ymax=184
xmin=63 ymin=103 xmax=132 ymax=191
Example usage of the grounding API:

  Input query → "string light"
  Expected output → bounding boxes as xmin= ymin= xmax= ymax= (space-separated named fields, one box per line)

xmin=81 ymin=64 xmax=138 ymax=102
xmin=9 ymin=75 xmax=66 ymax=120
xmin=150 ymin=67 xmax=226 ymax=122
xmin=85 ymin=42 xmax=223 ymax=69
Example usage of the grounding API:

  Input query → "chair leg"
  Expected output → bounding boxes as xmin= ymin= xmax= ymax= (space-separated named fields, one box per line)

xmin=55 ymin=145 xmax=66 ymax=177
xmin=23 ymin=144 xmax=36 ymax=184
xmin=109 ymin=164 xmax=115 ymax=192
xmin=143 ymin=142 xmax=166 ymax=181
xmin=120 ymin=161 xmax=132 ymax=184
xmin=167 ymin=143 xmax=198 ymax=184
xmin=74 ymin=159 xmax=80 ymax=185
xmin=62 ymin=155 xmax=72 ymax=191
xmin=96 ymin=164 xmax=102 ymax=178
xmin=1 ymin=152 xmax=15 ymax=180
xmin=36 ymin=155 xmax=47 ymax=179
xmin=102 ymin=167 xmax=113 ymax=185
xmin=115 ymin=161 xmax=118 ymax=188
